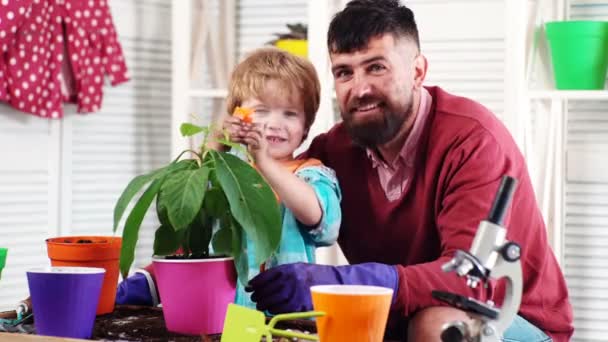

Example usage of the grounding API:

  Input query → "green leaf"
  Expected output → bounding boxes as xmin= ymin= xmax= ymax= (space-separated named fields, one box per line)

xmin=119 ymin=178 xmax=164 ymax=279
xmin=170 ymin=158 xmax=200 ymax=170
xmin=189 ymin=209 xmax=212 ymax=258
xmin=214 ymin=138 xmax=242 ymax=150
xmin=156 ymin=192 xmax=170 ymax=227
xmin=180 ymin=123 xmax=207 ymax=137
xmin=229 ymin=216 xmax=249 ymax=286
xmin=208 ymin=169 xmax=221 ymax=189
xmin=153 ymin=225 xmax=183 ymax=256
xmin=212 ymin=216 xmax=232 ymax=256
xmin=181 ymin=228 xmax=191 ymax=256
xmin=159 ymin=167 xmax=210 ymax=231
xmin=210 ymin=150 xmax=282 ymax=265
xmin=214 ymin=138 xmax=253 ymax=162
xmin=203 ymin=187 xmax=230 ymax=218
xmin=156 ymin=160 xmax=198 ymax=227
xmin=114 ymin=159 xmax=199 ymax=232
xmin=113 ymin=168 xmax=164 ymax=232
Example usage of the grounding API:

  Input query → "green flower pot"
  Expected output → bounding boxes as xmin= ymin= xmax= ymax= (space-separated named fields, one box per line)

xmin=0 ymin=248 xmax=7 ymax=280
xmin=546 ymin=21 xmax=608 ymax=89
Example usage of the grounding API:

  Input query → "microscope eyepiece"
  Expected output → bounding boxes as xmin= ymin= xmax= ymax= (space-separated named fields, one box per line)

xmin=487 ymin=176 xmax=518 ymax=226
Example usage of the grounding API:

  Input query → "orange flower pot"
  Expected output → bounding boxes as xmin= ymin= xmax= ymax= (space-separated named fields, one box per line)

xmin=46 ymin=236 xmax=122 ymax=315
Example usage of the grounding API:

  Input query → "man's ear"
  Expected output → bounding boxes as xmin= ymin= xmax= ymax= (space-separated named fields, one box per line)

xmin=413 ymin=54 xmax=428 ymax=88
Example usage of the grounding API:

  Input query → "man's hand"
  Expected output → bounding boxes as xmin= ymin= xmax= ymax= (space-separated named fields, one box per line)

xmin=245 ymin=262 xmax=399 ymax=314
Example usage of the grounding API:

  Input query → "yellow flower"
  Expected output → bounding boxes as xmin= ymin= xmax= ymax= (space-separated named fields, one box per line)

xmin=233 ymin=106 xmax=254 ymax=123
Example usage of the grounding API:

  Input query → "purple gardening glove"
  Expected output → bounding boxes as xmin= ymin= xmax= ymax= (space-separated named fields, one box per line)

xmin=115 ymin=270 xmax=160 ymax=306
xmin=246 ymin=262 xmax=399 ymax=314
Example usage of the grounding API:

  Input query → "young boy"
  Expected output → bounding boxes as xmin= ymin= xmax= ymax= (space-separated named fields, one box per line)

xmin=222 ymin=47 xmax=342 ymax=308
xmin=116 ymin=48 xmax=342 ymax=310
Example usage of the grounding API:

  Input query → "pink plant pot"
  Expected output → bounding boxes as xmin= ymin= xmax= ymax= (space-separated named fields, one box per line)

xmin=153 ymin=256 xmax=237 ymax=335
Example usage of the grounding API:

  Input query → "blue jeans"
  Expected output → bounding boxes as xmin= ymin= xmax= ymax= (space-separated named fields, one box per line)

xmin=503 ymin=315 xmax=551 ymax=342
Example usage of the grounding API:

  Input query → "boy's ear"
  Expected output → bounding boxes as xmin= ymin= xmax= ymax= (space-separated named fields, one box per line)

xmin=301 ymin=129 xmax=309 ymax=143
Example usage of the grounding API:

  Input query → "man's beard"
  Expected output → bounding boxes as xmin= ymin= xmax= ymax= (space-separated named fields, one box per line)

xmin=343 ymin=102 xmax=411 ymax=148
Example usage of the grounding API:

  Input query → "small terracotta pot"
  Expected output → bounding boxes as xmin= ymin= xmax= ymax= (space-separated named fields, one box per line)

xmin=46 ymin=236 xmax=122 ymax=315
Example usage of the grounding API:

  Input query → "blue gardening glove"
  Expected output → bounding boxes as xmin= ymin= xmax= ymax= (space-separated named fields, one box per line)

xmin=246 ymin=262 xmax=399 ymax=314
xmin=115 ymin=270 xmax=160 ymax=306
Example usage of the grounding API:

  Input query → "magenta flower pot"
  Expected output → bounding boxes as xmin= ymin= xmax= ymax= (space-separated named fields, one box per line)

xmin=153 ymin=256 xmax=237 ymax=335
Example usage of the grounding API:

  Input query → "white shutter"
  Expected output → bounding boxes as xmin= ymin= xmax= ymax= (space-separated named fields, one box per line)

xmin=565 ymin=2 xmax=608 ymax=341
xmin=69 ymin=0 xmax=172 ymax=268
xmin=0 ymin=0 xmax=171 ymax=311
xmin=564 ymin=3 xmax=608 ymax=341
xmin=566 ymin=114 xmax=608 ymax=340
xmin=186 ymin=0 xmax=309 ymax=142
xmin=407 ymin=0 xmax=506 ymax=119
xmin=0 ymin=108 xmax=58 ymax=311
xmin=237 ymin=0 xmax=308 ymax=59
xmin=186 ymin=0 xmax=312 ymax=133
xmin=327 ymin=1 xmax=507 ymax=122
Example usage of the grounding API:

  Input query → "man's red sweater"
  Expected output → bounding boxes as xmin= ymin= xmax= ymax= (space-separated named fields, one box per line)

xmin=303 ymin=86 xmax=574 ymax=341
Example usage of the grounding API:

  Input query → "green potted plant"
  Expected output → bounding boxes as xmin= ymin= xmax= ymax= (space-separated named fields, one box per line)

xmin=112 ymin=123 xmax=282 ymax=335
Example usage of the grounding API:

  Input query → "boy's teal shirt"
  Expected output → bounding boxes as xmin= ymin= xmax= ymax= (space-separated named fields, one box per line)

xmin=234 ymin=163 xmax=342 ymax=309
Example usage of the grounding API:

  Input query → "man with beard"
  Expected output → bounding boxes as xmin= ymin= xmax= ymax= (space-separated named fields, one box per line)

xmin=244 ymin=0 xmax=574 ymax=341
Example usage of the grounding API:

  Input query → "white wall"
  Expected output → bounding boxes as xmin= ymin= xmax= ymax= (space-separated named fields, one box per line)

xmin=0 ymin=0 xmax=172 ymax=311
xmin=563 ymin=2 xmax=608 ymax=340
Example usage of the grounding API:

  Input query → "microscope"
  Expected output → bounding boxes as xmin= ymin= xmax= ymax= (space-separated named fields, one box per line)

xmin=432 ymin=176 xmax=522 ymax=342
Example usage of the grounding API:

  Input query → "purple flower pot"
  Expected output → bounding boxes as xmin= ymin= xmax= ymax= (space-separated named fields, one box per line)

xmin=27 ymin=266 xmax=105 ymax=339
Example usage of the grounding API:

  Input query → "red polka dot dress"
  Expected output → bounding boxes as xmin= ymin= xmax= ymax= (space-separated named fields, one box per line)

xmin=0 ymin=0 xmax=129 ymax=118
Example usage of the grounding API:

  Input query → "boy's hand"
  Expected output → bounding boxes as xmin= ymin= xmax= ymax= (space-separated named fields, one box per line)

xmin=243 ymin=123 xmax=270 ymax=163
xmin=221 ymin=115 xmax=250 ymax=145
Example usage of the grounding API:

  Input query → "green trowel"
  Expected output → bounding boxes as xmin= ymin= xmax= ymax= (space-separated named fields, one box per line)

xmin=0 ymin=248 xmax=6 ymax=281
xmin=221 ymin=304 xmax=324 ymax=342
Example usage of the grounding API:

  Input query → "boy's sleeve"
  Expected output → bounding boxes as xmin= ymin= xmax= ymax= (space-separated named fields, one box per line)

xmin=294 ymin=166 xmax=342 ymax=246
xmin=115 ymin=268 xmax=160 ymax=306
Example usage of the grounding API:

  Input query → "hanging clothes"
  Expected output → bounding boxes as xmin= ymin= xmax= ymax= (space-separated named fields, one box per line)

xmin=0 ymin=0 xmax=129 ymax=118
xmin=0 ymin=0 xmax=33 ymax=102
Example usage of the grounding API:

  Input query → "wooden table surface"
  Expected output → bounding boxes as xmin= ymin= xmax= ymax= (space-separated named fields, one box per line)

xmin=0 ymin=333 xmax=85 ymax=341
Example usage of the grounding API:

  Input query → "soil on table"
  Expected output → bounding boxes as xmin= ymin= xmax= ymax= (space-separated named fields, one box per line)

xmin=93 ymin=305 xmax=317 ymax=342
xmin=93 ymin=305 xmax=207 ymax=341
xmin=2 ymin=305 xmax=317 ymax=341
